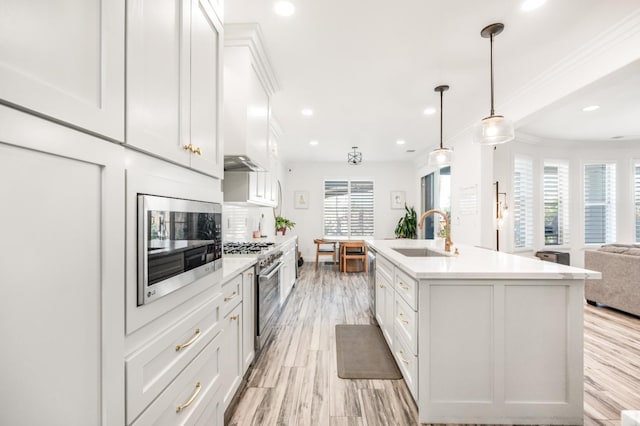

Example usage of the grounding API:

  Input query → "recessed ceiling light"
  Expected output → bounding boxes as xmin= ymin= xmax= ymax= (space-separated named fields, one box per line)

xmin=423 ymin=107 xmax=436 ymax=115
xmin=396 ymin=140 xmax=406 ymax=145
xmin=309 ymin=140 xmax=319 ymax=146
xmin=611 ymin=135 xmax=624 ymax=140
xmin=582 ymin=105 xmax=600 ymax=112
xmin=406 ymin=149 xmax=416 ymax=153
xmin=274 ymin=1 xmax=295 ymax=16
xmin=301 ymin=108 xmax=313 ymax=116
xmin=521 ymin=0 xmax=546 ymax=11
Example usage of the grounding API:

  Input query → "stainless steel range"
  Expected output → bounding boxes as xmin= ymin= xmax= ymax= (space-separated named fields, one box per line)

xmin=223 ymin=241 xmax=283 ymax=350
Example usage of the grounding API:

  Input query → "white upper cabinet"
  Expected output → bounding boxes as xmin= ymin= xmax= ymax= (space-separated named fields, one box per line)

xmin=0 ymin=0 xmax=125 ymax=141
xmin=127 ymin=0 xmax=223 ymax=178
xmin=224 ymin=24 xmax=279 ymax=171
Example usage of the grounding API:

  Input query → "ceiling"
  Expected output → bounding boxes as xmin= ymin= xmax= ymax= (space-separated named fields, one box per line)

xmin=225 ymin=0 xmax=640 ymax=163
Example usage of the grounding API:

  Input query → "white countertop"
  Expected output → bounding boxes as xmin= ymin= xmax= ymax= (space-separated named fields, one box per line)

xmin=222 ymin=257 xmax=257 ymax=282
xmin=367 ymin=239 xmax=601 ymax=280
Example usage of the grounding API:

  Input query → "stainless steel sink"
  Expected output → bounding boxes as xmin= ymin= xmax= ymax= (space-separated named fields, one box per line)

xmin=391 ymin=247 xmax=448 ymax=257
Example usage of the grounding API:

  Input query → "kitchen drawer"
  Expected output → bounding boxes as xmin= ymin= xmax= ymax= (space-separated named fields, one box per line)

xmin=394 ymin=294 xmax=418 ymax=356
xmin=131 ymin=332 xmax=222 ymax=426
xmin=221 ymin=273 xmax=242 ymax=316
xmin=395 ymin=267 xmax=417 ymax=310
xmin=393 ymin=329 xmax=418 ymax=402
xmin=377 ymin=255 xmax=394 ymax=283
xmin=126 ymin=294 xmax=222 ymax=424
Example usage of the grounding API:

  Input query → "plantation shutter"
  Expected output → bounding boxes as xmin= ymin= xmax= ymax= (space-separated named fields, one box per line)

xmin=584 ymin=163 xmax=616 ymax=244
xmin=513 ymin=156 xmax=534 ymax=249
xmin=350 ymin=181 xmax=374 ymax=236
xmin=323 ymin=180 xmax=374 ymax=237
xmin=543 ymin=161 xmax=570 ymax=245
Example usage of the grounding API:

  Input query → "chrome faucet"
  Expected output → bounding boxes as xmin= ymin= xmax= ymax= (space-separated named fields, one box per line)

xmin=417 ymin=209 xmax=453 ymax=253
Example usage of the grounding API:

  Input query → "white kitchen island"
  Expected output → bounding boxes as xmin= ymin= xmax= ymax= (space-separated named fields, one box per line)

xmin=366 ymin=239 xmax=601 ymax=425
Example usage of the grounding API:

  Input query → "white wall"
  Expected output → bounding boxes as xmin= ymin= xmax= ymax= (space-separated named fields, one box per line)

xmin=280 ymin=161 xmax=416 ymax=261
xmin=493 ymin=137 xmax=640 ymax=267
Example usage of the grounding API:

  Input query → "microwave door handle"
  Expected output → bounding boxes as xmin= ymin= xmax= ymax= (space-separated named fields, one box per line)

xmin=260 ymin=263 xmax=282 ymax=281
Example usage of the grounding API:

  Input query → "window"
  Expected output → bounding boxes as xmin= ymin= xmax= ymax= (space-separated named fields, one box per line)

xmin=635 ymin=162 xmax=640 ymax=242
xmin=584 ymin=163 xmax=616 ymax=244
xmin=513 ymin=156 xmax=534 ymax=249
xmin=543 ymin=160 xmax=570 ymax=245
xmin=323 ymin=180 xmax=374 ymax=237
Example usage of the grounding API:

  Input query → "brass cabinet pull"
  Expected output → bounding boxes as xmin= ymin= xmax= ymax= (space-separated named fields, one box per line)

xmin=176 ymin=382 xmax=201 ymax=413
xmin=399 ymin=312 xmax=409 ymax=324
xmin=398 ymin=282 xmax=409 ymax=290
xmin=398 ymin=350 xmax=410 ymax=365
xmin=175 ymin=329 xmax=201 ymax=352
xmin=379 ymin=284 xmax=385 ymax=288
xmin=230 ymin=315 xmax=238 ymax=321
xmin=192 ymin=146 xmax=202 ymax=156
xmin=224 ymin=291 xmax=237 ymax=302
xmin=183 ymin=143 xmax=194 ymax=152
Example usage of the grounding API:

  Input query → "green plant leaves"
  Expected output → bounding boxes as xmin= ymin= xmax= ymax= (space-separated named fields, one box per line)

xmin=395 ymin=204 xmax=417 ymax=239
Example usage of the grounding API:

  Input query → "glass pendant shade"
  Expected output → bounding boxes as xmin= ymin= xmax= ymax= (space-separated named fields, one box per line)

xmin=473 ymin=115 xmax=514 ymax=145
xmin=428 ymin=147 xmax=452 ymax=166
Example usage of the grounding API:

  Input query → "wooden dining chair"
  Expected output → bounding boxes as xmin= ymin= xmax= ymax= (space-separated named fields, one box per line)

xmin=314 ymin=239 xmax=338 ymax=271
xmin=340 ymin=241 xmax=368 ymax=274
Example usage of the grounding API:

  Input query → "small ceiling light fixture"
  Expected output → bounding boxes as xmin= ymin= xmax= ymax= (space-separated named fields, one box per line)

xmin=347 ymin=146 xmax=362 ymax=165
xmin=473 ymin=23 xmax=514 ymax=146
xmin=274 ymin=1 xmax=295 ymax=16
xmin=396 ymin=139 xmax=406 ymax=145
xmin=423 ymin=107 xmax=436 ymax=115
xmin=428 ymin=85 xmax=453 ymax=166
xmin=301 ymin=108 xmax=313 ymax=116
xmin=582 ymin=105 xmax=600 ymax=112
xmin=521 ymin=0 xmax=546 ymax=12
xmin=309 ymin=140 xmax=319 ymax=146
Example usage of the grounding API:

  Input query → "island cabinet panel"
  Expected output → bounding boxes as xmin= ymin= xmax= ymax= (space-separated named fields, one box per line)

xmin=0 ymin=0 xmax=124 ymax=141
xmin=418 ymin=280 xmax=584 ymax=425
xmin=426 ymin=285 xmax=494 ymax=402
xmin=241 ymin=267 xmax=256 ymax=373
xmin=503 ymin=285 xmax=569 ymax=402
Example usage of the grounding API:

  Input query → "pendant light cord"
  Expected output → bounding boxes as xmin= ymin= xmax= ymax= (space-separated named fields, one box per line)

xmin=490 ymin=33 xmax=495 ymax=116
xmin=439 ymin=89 xmax=444 ymax=149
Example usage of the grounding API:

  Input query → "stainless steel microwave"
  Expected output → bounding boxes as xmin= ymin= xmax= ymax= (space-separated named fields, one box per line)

xmin=137 ymin=194 xmax=222 ymax=306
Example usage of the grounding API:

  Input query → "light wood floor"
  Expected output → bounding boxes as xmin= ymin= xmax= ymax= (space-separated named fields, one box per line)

xmin=227 ymin=263 xmax=640 ymax=426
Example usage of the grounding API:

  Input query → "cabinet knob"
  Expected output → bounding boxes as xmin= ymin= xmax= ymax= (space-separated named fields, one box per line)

xmin=193 ymin=146 xmax=202 ymax=156
xmin=230 ymin=315 xmax=238 ymax=321
xmin=183 ymin=143 xmax=194 ymax=152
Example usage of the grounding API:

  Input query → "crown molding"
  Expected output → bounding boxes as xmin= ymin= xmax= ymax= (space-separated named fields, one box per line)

xmin=502 ymin=8 xmax=640 ymax=119
xmin=225 ymin=23 xmax=280 ymax=96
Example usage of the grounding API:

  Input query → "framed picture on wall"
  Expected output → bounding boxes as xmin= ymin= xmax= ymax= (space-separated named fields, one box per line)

xmin=390 ymin=190 xmax=405 ymax=209
xmin=294 ymin=191 xmax=309 ymax=209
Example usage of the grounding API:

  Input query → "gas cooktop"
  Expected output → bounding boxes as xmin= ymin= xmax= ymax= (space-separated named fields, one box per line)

xmin=223 ymin=241 xmax=275 ymax=255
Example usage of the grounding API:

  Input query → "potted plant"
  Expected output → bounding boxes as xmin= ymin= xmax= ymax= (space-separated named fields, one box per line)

xmin=394 ymin=204 xmax=417 ymax=239
xmin=275 ymin=216 xmax=296 ymax=235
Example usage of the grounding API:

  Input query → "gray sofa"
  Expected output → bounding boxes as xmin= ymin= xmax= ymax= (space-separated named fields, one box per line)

xmin=585 ymin=244 xmax=640 ymax=317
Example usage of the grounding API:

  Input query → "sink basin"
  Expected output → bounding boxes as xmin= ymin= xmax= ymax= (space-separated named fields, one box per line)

xmin=391 ymin=247 xmax=448 ymax=257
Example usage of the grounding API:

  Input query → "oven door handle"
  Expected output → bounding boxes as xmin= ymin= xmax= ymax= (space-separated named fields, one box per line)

xmin=259 ymin=263 xmax=282 ymax=281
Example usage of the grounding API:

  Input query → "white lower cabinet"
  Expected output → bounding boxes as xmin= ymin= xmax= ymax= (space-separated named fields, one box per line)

xmin=132 ymin=332 xmax=223 ymax=426
xmin=242 ymin=267 xmax=256 ymax=373
xmin=221 ymin=303 xmax=243 ymax=409
xmin=279 ymin=239 xmax=297 ymax=305
xmin=375 ymin=271 xmax=395 ymax=348
xmin=393 ymin=330 xmax=418 ymax=400
xmin=126 ymin=293 xmax=222 ymax=423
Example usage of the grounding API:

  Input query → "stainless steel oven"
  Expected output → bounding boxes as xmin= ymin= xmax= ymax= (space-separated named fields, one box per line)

xmin=138 ymin=194 xmax=222 ymax=306
xmin=255 ymin=251 xmax=283 ymax=350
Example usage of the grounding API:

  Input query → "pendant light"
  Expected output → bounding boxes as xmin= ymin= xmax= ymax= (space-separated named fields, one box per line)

xmin=347 ymin=146 xmax=362 ymax=165
xmin=428 ymin=85 xmax=453 ymax=166
xmin=473 ymin=23 xmax=514 ymax=145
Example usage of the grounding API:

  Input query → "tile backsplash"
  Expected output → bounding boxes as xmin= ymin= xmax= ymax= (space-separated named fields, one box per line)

xmin=223 ymin=204 xmax=276 ymax=241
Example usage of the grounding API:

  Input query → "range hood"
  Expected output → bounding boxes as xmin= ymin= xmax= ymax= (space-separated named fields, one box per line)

xmin=224 ymin=155 xmax=265 ymax=172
